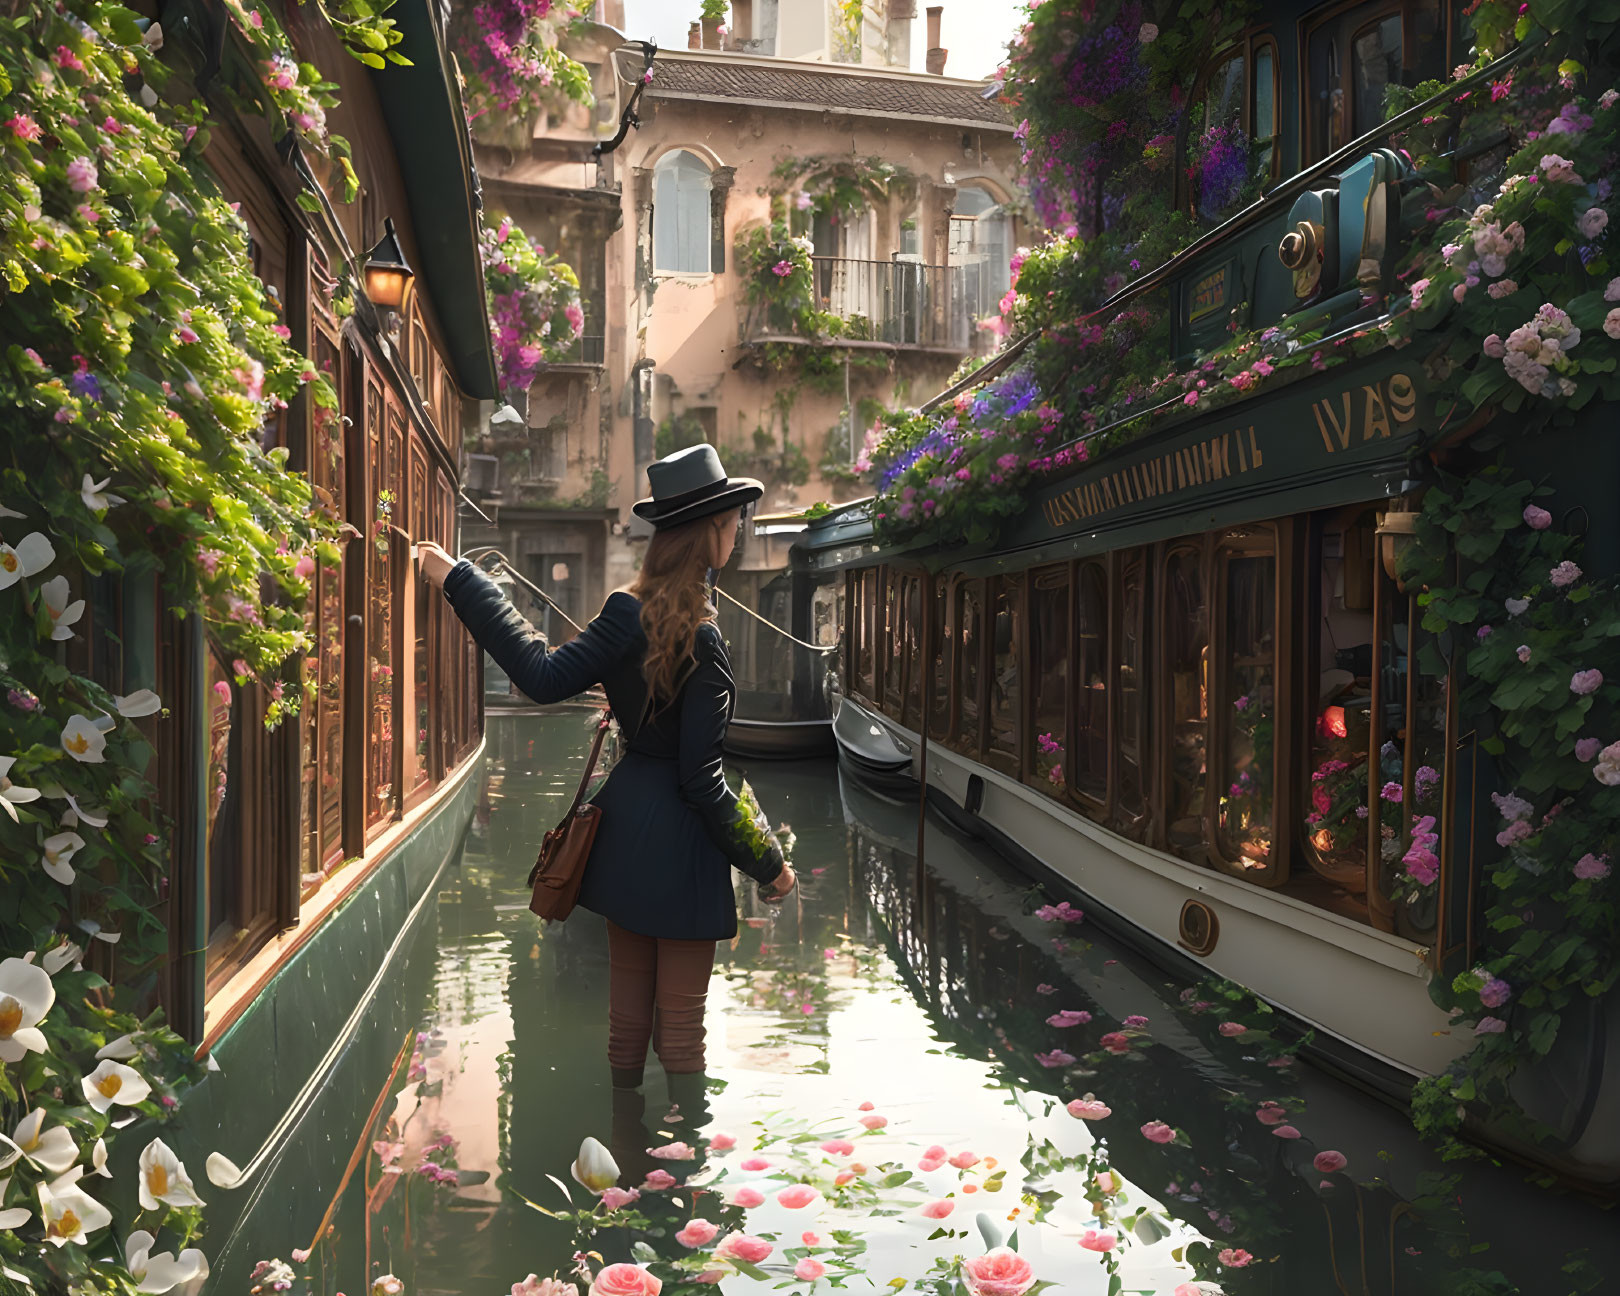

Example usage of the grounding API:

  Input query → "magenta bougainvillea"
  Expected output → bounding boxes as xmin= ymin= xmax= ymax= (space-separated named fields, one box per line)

xmin=481 ymin=216 xmax=584 ymax=395
xmin=452 ymin=0 xmax=592 ymax=122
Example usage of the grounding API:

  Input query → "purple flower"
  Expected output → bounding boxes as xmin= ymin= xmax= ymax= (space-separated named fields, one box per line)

xmin=1574 ymin=854 xmax=1611 ymax=880
xmin=1474 ymin=1017 xmax=1508 ymax=1035
xmin=1480 ymin=978 xmax=1512 ymax=1008
xmin=1550 ymin=561 xmax=1582 ymax=588
xmin=1571 ymin=669 xmax=1604 ymax=696
xmin=1476 ymin=625 xmax=1493 ymax=641
xmin=1576 ymin=737 xmax=1603 ymax=762
xmin=7 ymin=687 xmax=41 ymax=711
xmin=771 ymin=260 xmax=794 ymax=278
xmin=1380 ymin=781 xmax=1403 ymax=803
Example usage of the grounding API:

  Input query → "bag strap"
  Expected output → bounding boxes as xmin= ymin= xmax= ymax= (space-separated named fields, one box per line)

xmin=565 ymin=710 xmax=613 ymax=817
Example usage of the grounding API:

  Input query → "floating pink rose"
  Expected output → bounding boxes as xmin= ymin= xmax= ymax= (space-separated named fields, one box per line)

xmin=716 ymin=1234 xmax=773 ymax=1265
xmin=920 ymin=1198 xmax=956 ymax=1219
xmin=641 ymin=1169 xmax=678 ymax=1191
xmin=601 ymin=1187 xmax=640 ymax=1211
xmin=819 ymin=1139 xmax=854 ymax=1157
xmin=1218 ymin=1248 xmax=1255 ymax=1268
xmin=1218 ymin=1021 xmax=1247 ymax=1037
xmin=1035 ymin=1050 xmax=1075 ymax=1068
xmin=1067 ymin=1097 xmax=1111 ymax=1120
xmin=1313 ymin=1150 xmax=1348 ymax=1174
xmin=1035 ymin=983 xmax=1057 ymax=995
xmin=1255 ymin=1102 xmax=1288 ymax=1125
xmin=740 ymin=1157 xmax=771 ymax=1171
xmin=649 ymin=1142 xmax=694 ymax=1160
xmin=1571 ymin=669 xmax=1603 ymax=696
xmin=5 ymin=114 xmax=42 ymax=141
xmin=949 ymin=1151 xmax=980 ymax=1169
xmin=1047 ymin=1009 xmax=1091 ymax=1027
xmin=857 ymin=1101 xmax=875 ymax=1111
xmin=794 ymin=1258 xmax=827 ymax=1282
xmin=1605 ymin=308 xmax=1620 ymax=341
xmin=1574 ymin=854 xmax=1611 ymax=880
xmin=1093 ymin=1170 xmax=1121 ymax=1194
xmin=1272 ymin=1125 xmax=1302 ymax=1139
xmin=1475 ymin=1016 xmax=1508 ymax=1035
xmin=1122 ymin=1015 xmax=1149 ymax=1028
xmin=962 ymin=1247 xmax=1036 ymax=1296
xmin=728 ymin=1186 xmax=765 ymax=1207
xmin=589 ymin=1264 xmax=661 ymax=1296
xmin=675 ymin=1218 xmax=719 ymax=1248
xmin=777 ymin=1184 xmax=821 ymax=1210
xmin=1141 ymin=1121 xmax=1175 ymax=1144
xmin=859 ymin=1114 xmax=888 ymax=1130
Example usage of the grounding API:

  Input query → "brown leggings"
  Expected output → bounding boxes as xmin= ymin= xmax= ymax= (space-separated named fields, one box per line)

xmin=606 ymin=921 xmax=718 ymax=1080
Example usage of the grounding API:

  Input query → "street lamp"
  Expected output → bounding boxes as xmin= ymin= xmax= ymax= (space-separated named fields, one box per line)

xmin=363 ymin=218 xmax=414 ymax=311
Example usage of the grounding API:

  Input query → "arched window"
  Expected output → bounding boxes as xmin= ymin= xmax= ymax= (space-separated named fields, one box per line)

xmin=949 ymin=185 xmax=1012 ymax=326
xmin=653 ymin=150 xmax=712 ymax=274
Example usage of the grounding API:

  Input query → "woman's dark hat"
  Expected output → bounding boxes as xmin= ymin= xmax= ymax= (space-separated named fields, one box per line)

xmin=632 ymin=444 xmax=763 ymax=529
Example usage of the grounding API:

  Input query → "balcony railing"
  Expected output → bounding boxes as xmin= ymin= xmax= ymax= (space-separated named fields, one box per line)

xmin=552 ymin=333 xmax=606 ymax=367
xmin=743 ymin=257 xmax=971 ymax=352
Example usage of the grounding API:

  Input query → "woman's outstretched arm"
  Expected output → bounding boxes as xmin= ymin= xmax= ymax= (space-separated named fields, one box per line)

xmin=428 ymin=552 xmax=637 ymax=705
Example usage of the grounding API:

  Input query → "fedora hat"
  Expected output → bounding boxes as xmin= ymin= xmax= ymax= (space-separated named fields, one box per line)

xmin=632 ymin=444 xmax=763 ymax=529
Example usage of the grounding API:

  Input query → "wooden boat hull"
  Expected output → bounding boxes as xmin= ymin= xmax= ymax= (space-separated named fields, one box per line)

xmin=723 ymin=717 xmax=836 ymax=759
xmin=833 ymin=697 xmax=918 ymax=799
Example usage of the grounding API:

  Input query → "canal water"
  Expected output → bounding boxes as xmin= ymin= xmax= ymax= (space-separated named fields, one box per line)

xmin=272 ymin=711 xmax=1614 ymax=1296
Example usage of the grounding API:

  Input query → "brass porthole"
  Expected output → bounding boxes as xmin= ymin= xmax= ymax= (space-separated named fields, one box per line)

xmin=1178 ymin=900 xmax=1219 ymax=956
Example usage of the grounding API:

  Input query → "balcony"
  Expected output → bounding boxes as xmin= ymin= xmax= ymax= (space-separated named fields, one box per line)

xmin=742 ymin=257 xmax=973 ymax=353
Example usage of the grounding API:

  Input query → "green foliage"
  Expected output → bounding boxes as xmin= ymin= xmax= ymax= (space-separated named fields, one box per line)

xmin=733 ymin=779 xmax=793 ymax=867
xmin=770 ymin=153 xmax=913 ymax=220
xmin=481 ymin=214 xmax=584 ymax=395
xmin=655 ymin=411 xmax=709 ymax=459
xmin=699 ymin=0 xmax=729 ymax=22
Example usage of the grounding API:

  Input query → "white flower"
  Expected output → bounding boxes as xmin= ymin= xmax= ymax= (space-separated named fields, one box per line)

xmin=38 ymin=1167 xmax=112 ymax=1246
xmin=81 ymin=1059 xmax=152 ymax=1113
xmin=0 ymin=505 xmax=26 ymax=519
xmin=62 ymin=793 xmax=108 ymax=829
xmin=0 ymin=531 xmax=54 ymax=589
xmin=114 ymin=689 xmax=162 ymax=718
xmin=39 ymin=575 xmax=84 ymax=641
xmin=42 ymin=831 xmax=85 ymax=886
xmin=96 ymin=1031 xmax=142 ymax=1060
xmin=80 ymin=475 xmax=125 ymax=513
xmin=1 ymin=1109 xmax=78 ymax=1176
xmin=205 ymin=1150 xmax=243 ymax=1188
xmin=41 ymin=941 xmax=81 ymax=975
xmin=570 ymin=1135 xmax=620 ymax=1194
xmin=138 ymin=1138 xmax=204 ymax=1210
xmin=0 ymin=958 xmax=55 ymax=1062
xmin=0 ymin=1179 xmax=30 ymax=1230
xmin=60 ymin=715 xmax=107 ymax=763
xmin=90 ymin=1137 xmax=111 ymax=1177
xmin=125 ymin=1229 xmax=210 ymax=1295
xmin=0 ymin=755 xmax=41 ymax=823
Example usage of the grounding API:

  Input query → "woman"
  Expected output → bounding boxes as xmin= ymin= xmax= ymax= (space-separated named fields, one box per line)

xmin=417 ymin=445 xmax=796 ymax=1105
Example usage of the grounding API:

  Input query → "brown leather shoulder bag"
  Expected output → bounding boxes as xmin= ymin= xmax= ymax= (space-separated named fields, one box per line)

xmin=527 ymin=709 xmax=613 ymax=921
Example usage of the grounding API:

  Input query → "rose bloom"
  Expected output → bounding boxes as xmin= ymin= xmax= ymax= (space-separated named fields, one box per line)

xmin=589 ymin=1265 xmax=661 ymax=1296
xmin=920 ymin=1198 xmax=956 ymax=1219
xmin=794 ymin=1258 xmax=827 ymax=1281
xmin=1067 ymin=1097 xmax=1111 ymax=1120
xmin=1218 ymin=1021 xmax=1247 ymax=1036
xmin=859 ymin=1113 xmax=888 ymax=1130
xmin=675 ymin=1219 xmax=719 ymax=1248
xmin=777 ymin=1184 xmax=820 ymax=1209
xmin=1141 ymin=1121 xmax=1175 ymax=1144
xmin=707 ymin=1132 xmax=737 ymax=1152
xmin=728 ymin=1187 xmax=765 ymax=1208
xmin=1218 ymin=1248 xmax=1255 ymax=1268
xmin=1571 ymin=669 xmax=1603 ymax=696
xmin=1272 ymin=1125 xmax=1302 ymax=1139
xmin=1080 ymin=1230 xmax=1117 ymax=1253
xmin=819 ymin=1139 xmax=854 ymax=1157
xmin=716 ymin=1234 xmax=773 ymax=1265
xmin=1255 ymin=1102 xmax=1288 ymax=1125
xmin=962 ymin=1247 xmax=1036 ymax=1296
xmin=1313 ymin=1150 xmax=1348 ymax=1174
xmin=1575 ymin=853 xmax=1611 ymax=880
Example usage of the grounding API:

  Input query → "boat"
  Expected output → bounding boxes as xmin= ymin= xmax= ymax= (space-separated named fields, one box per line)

xmin=802 ymin=0 xmax=1620 ymax=1189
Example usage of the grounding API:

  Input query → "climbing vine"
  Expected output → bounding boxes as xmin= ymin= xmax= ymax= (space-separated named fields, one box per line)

xmin=481 ymin=214 xmax=584 ymax=396
xmin=449 ymin=0 xmax=593 ymax=125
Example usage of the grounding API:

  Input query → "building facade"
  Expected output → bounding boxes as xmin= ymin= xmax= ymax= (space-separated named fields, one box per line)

xmin=462 ymin=0 xmax=1019 ymax=656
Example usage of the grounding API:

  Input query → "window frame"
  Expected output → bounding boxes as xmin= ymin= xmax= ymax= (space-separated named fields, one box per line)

xmin=1023 ymin=562 xmax=1074 ymax=803
xmin=1111 ymin=547 xmax=1151 ymax=837
xmin=985 ymin=573 xmax=1024 ymax=779
xmin=1069 ymin=557 xmax=1112 ymax=818
xmin=1154 ymin=537 xmax=1212 ymax=862
xmin=950 ymin=575 xmax=990 ymax=759
xmin=652 ymin=149 xmax=715 ymax=276
xmin=1180 ymin=28 xmax=1283 ymax=216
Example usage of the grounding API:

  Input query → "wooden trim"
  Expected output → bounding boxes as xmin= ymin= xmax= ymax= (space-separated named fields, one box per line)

xmin=1111 ymin=546 xmax=1151 ymax=837
xmin=1066 ymin=557 xmax=1110 ymax=819
xmin=199 ymin=746 xmax=483 ymax=1052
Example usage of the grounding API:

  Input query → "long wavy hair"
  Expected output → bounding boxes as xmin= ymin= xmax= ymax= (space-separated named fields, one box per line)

xmin=629 ymin=514 xmax=721 ymax=704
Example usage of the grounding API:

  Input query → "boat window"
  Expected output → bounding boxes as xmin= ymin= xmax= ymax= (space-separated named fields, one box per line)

xmin=988 ymin=575 xmax=1023 ymax=771
xmin=310 ymin=320 xmax=347 ymax=873
xmin=929 ymin=573 xmax=951 ymax=741
xmin=1351 ymin=14 xmax=1403 ymax=138
xmin=366 ymin=378 xmax=400 ymax=833
xmin=1114 ymin=549 xmax=1148 ymax=824
xmin=1162 ymin=544 xmax=1208 ymax=863
xmin=883 ymin=568 xmax=905 ymax=715
xmin=409 ymin=440 xmax=433 ymax=803
xmin=1304 ymin=512 xmax=1377 ymax=893
xmin=1253 ymin=39 xmax=1278 ymax=178
xmin=859 ymin=568 xmax=879 ymax=700
xmin=902 ymin=575 xmax=924 ymax=728
xmin=1028 ymin=565 xmax=1070 ymax=797
xmin=1198 ymin=49 xmax=1245 ymax=136
xmin=954 ymin=579 xmax=986 ymax=755
xmin=1073 ymin=560 xmax=1109 ymax=805
xmin=1215 ymin=532 xmax=1277 ymax=876
xmin=1307 ymin=18 xmax=1348 ymax=159
xmin=1304 ymin=2 xmax=1448 ymax=163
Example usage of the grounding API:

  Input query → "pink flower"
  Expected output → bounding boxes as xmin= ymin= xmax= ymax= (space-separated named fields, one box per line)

xmin=1579 ymin=208 xmax=1609 ymax=240
xmin=859 ymin=1114 xmax=888 ymax=1130
xmin=675 ymin=1219 xmax=719 ymax=1248
xmin=590 ymin=1266 xmax=660 ymax=1296
xmin=1540 ymin=154 xmax=1582 ymax=183
xmin=794 ymin=1258 xmax=827 ymax=1282
xmin=1605 ymin=308 xmax=1620 ymax=341
xmin=5 ymin=115 xmax=42 ymax=141
xmin=1576 ymin=737 xmax=1603 ymax=762
xmin=1571 ymin=669 xmax=1604 ymax=696
xmin=601 ymin=1187 xmax=640 ymax=1211
xmin=1575 ymin=854 xmax=1611 ymax=880
xmin=176 ymin=326 xmax=200 ymax=345
xmin=949 ymin=1151 xmax=980 ymax=1169
xmin=857 ymin=1101 xmax=875 ymax=1111
xmin=1483 ymin=334 xmax=1506 ymax=358
xmin=1079 ymin=1230 xmax=1117 ymax=1253
xmin=1480 ymin=977 xmax=1511 ymax=1007
xmin=819 ymin=1139 xmax=854 ymax=1157
xmin=1517 ymin=645 xmax=1532 ymax=663
xmin=1272 ymin=1125 xmax=1302 ymax=1139
xmin=65 ymin=157 xmax=98 ymax=193
xmin=1140 ymin=1121 xmax=1175 ymax=1144
xmin=1550 ymin=560 xmax=1582 ymax=587
xmin=962 ymin=1247 xmax=1036 ymax=1296
xmin=716 ymin=1235 xmax=773 ymax=1265
xmin=1475 ymin=1016 xmax=1508 ymax=1035
xmin=1099 ymin=1033 xmax=1130 ymax=1055
xmin=55 ymin=45 xmax=84 ymax=70
xmin=740 ymin=1157 xmax=771 ymax=1171
xmin=1218 ymin=1022 xmax=1247 ymax=1036
xmin=1067 ymin=1097 xmax=1111 ymax=1120
xmin=1218 ymin=1248 xmax=1255 ymax=1268
xmin=920 ymin=1198 xmax=956 ymax=1219
xmin=1122 ymin=1015 xmax=1149 ymax=1028
xmin=1047 ymin=1009 xmax=1091 ymax=1027
xmin=777 ymin=1184 xmax=820 ymax=1209
xmin=641 ymin=1169 xmax=677 ymax=1191
xmin=727 ymin=1184 xmax=765 ymax=1207
xmin=708 ymin=1132 xmax=737 ymax=1151
xmin=771 ymin=260 xmax=794 ymax=278
xmin=649 ymin=1142 xmax=695 ymax=1160
xmin=1175 ymin=1287 xmax=1202 ymax=1296
xmin=1255 ymin=1102 xmax=1288 ymax=1125
xmin=1035 ymin=1050 xmax=1074 ymax=1068
xmin=1093 ymin=1170 xmax=1121 ymax=1194
xmin=1313 ymin=1150 xmax=1348 ymax=1174
xmin=1035 ymin=984 xmax=1056 ymax=995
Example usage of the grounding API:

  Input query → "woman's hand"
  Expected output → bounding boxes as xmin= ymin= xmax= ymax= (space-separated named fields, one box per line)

xmin=416 ymin=541 xmax=458 ymax=587
xmin=760 ymin=864 xmax=797 ymax=904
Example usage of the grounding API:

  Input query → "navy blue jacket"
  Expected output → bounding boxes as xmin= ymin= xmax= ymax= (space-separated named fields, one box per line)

xmin=443 ymin=560 xmax=784 ymax=939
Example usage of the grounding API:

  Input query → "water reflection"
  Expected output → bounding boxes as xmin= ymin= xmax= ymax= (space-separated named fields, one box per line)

xmin=294 ymin=714 xmax=1611 ymax=1296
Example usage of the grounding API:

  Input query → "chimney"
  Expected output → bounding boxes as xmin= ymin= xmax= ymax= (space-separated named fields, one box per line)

xmin=885 ymin=0 xmax=914 ymax=68
xmin=732 ymin=0 xmax=753 ymax=41
xmin=688 ymin=20 xmax=702 ymax=49
xmin=925 ymin=6 xmax=947 ymax=75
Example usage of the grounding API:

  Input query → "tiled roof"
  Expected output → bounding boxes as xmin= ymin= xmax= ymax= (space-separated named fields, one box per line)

xmin=647 ymin=58 xmax=1013 ymax=128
